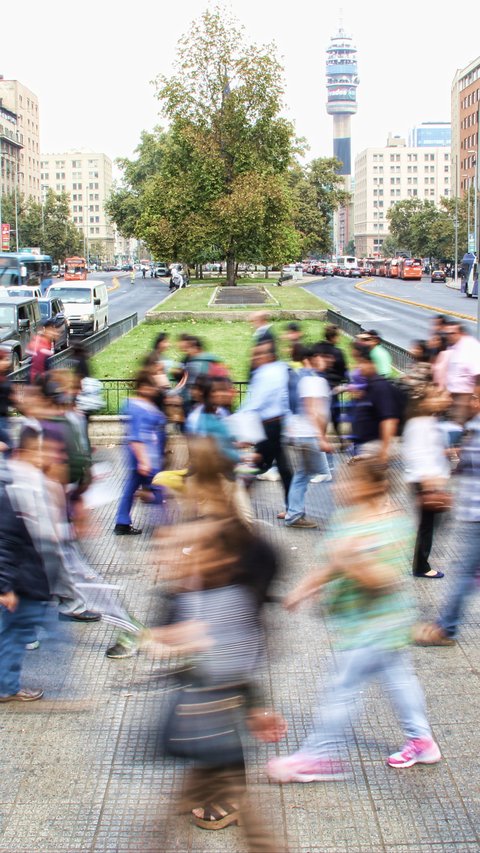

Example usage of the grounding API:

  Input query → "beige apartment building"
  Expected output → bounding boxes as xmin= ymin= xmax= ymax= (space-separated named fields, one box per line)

xmin=0 ymin=77 xmax=41 ymax=203
xmin=354 ymin=135 xmax=451 ymax=257
xmin=40 ymin=150 xmax=115 ymax=260
xmin=0 ymin=101 xmax=22 ymax=199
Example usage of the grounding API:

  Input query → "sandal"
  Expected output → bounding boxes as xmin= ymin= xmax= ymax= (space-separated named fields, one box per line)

xmin=192 ymin=802 xmax=241 ymax=830
xmin=413 ymin=623 xmax=456 ymax=647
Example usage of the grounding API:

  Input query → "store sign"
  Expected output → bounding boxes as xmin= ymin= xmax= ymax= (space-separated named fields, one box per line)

xmin=468 ymin=233 xmax=475 ymax=252
xmin=1 ymin=224 xmax=10 ymax=251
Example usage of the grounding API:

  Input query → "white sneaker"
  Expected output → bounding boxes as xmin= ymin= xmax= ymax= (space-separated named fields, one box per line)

xmin=310 ymin=473 xmax=333 ymax=484
xmin=257 ymin=467 xmax=281 ymax=481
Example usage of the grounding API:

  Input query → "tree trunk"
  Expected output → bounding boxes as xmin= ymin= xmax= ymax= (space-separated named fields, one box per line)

xmin=226 ymin=254 xmax=236 ymax=286
xmin=199 ymin=264 xmax=204 ymax=280
xmin=264 ymin=263 xmax=269 ymax=279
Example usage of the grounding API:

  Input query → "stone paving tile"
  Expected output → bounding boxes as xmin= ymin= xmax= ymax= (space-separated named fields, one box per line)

xmin=2 ymin=448 xmax=480 ymax=852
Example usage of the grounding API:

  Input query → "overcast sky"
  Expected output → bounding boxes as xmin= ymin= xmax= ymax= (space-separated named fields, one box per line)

xmin=3 ymin=0 xmax=480 ymax=172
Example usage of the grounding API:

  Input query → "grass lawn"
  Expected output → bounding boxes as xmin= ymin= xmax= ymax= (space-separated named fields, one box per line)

xmin=91 ymin=317 xmax=348 ymax=382
xmin=155 ymin=283 xmax=330 ymax=312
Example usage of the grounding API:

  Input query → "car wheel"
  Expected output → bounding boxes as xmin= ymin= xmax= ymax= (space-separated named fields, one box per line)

xmin=466 ymin=291 xmax=473 ymax=298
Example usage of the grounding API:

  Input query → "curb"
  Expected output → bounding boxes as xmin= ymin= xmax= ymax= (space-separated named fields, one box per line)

xmin=354 ymin=279 xmax=476 ymax=323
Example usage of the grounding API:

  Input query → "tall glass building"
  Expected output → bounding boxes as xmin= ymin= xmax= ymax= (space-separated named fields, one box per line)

xmin=409 ymin=123 xmax=451 ymax=147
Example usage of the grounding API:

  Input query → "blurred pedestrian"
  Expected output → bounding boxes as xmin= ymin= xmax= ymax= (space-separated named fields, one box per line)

xmin=28 ymin=320 xmax=59 ymax=383
xmin=351 ymin=347 xmax=398 ymax=461
xmin=268 ymin=455 xmax=441 ymax=782
xmin=443 ymin=321 xmax=480 ymax=424
xmin=402 ymin=385 xmax=451 ymax=578
xmin=155 ymin=503 xmax=287 ymax=851
xmin=114 ymin=370 xmax=167 ymax=535
xmin=241 ymin=341 xmax=292 ymax=517
xmin=415 ymin=379 xmax=480 ymax=644
xmin=0 ymin=346 xmax=14 ymax=452
xmin=284 ymin=346 xmax=331 ymax=529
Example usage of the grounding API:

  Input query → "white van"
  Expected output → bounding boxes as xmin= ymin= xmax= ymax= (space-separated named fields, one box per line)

xmin=47 ymin=281 xmax=108 ymax=337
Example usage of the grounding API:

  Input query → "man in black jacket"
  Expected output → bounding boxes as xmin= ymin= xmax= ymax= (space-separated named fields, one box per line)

xmin=0 ymin=427 xmax=52 ymax=702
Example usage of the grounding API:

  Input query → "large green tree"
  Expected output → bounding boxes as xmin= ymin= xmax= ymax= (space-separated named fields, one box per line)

xmin=387 ymin=196 xmax=468 ymax=261
xmin=290 ymin=158 xmax=350 ymax=257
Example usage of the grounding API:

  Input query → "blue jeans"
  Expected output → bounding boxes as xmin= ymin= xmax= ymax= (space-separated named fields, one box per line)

xmin=439 ymin=522 xmax=480 ymax=637
xmin=115 ymin=469 xmax=163 ymax=526
xmin=285 ymin=437 xmax=327 ymax=524
xmin=299 ymin=646 xmax=431 ymax=759
xmin=0 ymin=598 xmax=50 ymax=696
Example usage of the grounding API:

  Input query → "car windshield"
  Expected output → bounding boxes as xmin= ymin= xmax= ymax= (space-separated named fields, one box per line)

xmin=7 ymin=288 xmax=35 ymax=297
xmin=0 ymin=305 xmax=15 ymax=327
xmin=48 ymin=287 xmax=91 ymax=303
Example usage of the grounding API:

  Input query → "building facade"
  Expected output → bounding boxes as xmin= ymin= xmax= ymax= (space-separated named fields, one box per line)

xmin=0 ymin=77 xmax=41 ymax=203
xmin=0 ymin=102 xmax=22 ymax=199
xmin=40 ymin=150 xmax=115 ymax=260
xmin=325 ymin=25 xmax=359 ymax=254
xmin=354 ymin=135 xmax=451 ymax=257
xmin=409 ymin=122 xmax=451 ymax=148
xmin=451 ymin=57 xmax=480 ymax=197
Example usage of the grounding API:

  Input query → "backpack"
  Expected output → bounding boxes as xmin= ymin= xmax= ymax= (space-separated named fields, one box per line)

xmin=288 ymin=367 xmax=315 ymax=415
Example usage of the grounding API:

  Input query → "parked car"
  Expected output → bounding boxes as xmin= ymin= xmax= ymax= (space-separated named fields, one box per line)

xmin=0 ymin=297 xmax=43 ymax=371
xmin=38 ymin=297 xmax=69 ymax=351
xmin=47 ymin=281 xmax=108 ymax=337
xmin=431 ymin=269 xmax=446 ymax=283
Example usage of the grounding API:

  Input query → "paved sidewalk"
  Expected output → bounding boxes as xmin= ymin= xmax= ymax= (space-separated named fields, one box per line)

xmin=1 ymin=448 xmax=480 ymax=853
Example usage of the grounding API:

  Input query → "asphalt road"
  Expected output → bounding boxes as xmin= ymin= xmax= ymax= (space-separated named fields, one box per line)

xmin=303 ymin=275 xmax=479 ymax=349
xmin=86 ymin=270 xmax=171 ymax=324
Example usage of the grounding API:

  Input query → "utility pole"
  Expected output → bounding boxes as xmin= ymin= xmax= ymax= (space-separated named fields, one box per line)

xmin=454 ymin=154 xmax=458 ymax=285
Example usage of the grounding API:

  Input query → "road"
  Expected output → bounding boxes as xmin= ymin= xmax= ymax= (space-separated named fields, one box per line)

xmin=82 ymin=270 xmax=171 ymax=325
xmin=303 ymin=275 xmax=479 ymax=349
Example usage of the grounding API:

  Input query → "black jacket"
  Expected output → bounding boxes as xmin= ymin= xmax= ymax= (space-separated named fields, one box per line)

xmin=0 ymin=483 xmax=51 ymax=600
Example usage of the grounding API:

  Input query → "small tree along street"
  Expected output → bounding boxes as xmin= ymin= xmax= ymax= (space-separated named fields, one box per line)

xmin=1 ymin=190 xmax=83 ymax=262
xmin=106 ymin=7 xmax=349 ymax=284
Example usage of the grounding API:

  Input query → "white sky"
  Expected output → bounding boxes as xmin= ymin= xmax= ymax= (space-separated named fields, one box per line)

xmin=3 ymin=0 xmax=480 ymax=171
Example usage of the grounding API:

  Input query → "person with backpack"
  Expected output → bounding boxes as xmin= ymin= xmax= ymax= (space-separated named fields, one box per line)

xmin=351 ymin=346 xmax=399 ymax=462
xmin=284 ymin=346 xmax=331 ymax=529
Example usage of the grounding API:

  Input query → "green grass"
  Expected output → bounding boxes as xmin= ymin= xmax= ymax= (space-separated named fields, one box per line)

xmin=155 ymin=284 xmax=329 ymax=312
xmin=91 ymin=317 xmax=347 ymax=382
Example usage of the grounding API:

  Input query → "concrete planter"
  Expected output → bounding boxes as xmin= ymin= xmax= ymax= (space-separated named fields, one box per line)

xmin=144 ymin=309 xmax=328 ymax=323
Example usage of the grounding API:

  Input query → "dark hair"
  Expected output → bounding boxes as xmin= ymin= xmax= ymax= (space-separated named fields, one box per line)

xmin=353 ymin=343 xmax=373 ymax=362
xmin=411 ymin=339 xmax=430 ymax=361
xmin=286 ymin=321 xmax=301 ymax=332
xmin=324 ymin=323 xmax=339 ymax=343
xmin=18 ymin=424 xmax=41 ymax=450
xmin=43 ymin=319 xmax=56 ymax=329
xmin=434 ymin=314 xmax=447 ymax=324
xmin=201 ymin=376 xmax=224 ymax=414
xmin=290 ymin=341 xmax=305 ymax=363
xmin=134 ymin=370 xmax=155 ymax=391
xmin=367 ymin=329 xmax=380 ymax=340
xmin=154 ymin=332 xmax=168 ymax=348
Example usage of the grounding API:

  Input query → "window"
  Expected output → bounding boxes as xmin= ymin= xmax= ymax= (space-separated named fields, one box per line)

xmin=72 ymin=160 xmax=81 ymax=168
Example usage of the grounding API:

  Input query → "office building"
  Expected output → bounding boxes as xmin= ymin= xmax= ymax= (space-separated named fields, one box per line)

xmin=0 ymin=77 xmax=41 ymax=202
xmin=40 ymin=150 xmax=115 ymax=259
xmin=409 ymin=122 xmax=451 ymax=148
xmin=325 ymin=23 xmax=359 ymax=253
xmin=0 ymin=101 xmax=22 ymax=199
xmin=354 ymin=135 xmax=451 ymax=257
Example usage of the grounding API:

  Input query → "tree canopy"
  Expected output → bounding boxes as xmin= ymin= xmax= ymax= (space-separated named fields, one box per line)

xmin=387 ymin=196 xmax=468 ymax=261
xmin=106 ymin=7 xmax=348 ymax=283
xmin=1 ymin=189 xmax=82 ymax=261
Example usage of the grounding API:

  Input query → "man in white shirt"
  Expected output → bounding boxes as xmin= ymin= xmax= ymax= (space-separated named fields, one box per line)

xmin=444 ymin=322 xmax=480 ymax=424
xmin=284 ymin=347 xmax=331 ymax=529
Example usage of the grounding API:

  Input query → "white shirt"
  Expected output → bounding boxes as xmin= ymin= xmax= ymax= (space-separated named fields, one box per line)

xmin=287 ymin=374 xmax=330 ymax=438
xmin=446 ymin=335 xmax=480 ymax=394
xmin=402 ymin=417 xmax=450 ymax=483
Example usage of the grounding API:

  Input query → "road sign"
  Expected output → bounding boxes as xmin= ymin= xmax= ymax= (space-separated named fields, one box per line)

xmin=1 ymin=224 xmax=10 ymax=251
xmin=468 ymin=233 xmax=476 ymax=252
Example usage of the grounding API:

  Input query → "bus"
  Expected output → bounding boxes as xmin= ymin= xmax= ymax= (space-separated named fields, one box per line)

xmin=385 ymin=258 xmax=399 ymax=278
xmin=0 ymin=251 xmax=53 ymax=294
xmin=64 ymin=257 xmax=87 ymax=281
xmin=334 ymin=255 xmax=358 ymax=271
xmin=398 ymin=257 xmax=422 ymax=280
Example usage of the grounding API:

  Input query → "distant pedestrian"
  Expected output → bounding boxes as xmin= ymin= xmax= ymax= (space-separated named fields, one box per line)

xmin=28 ymin=321 xmax=59 ymax=383
xmin=362 ymin=329 xmax=393 ymax=378
xmin=443 ymin=321 xmax=480 ymax=424
xmin=351 ymin=347 xmax=398 ymax=461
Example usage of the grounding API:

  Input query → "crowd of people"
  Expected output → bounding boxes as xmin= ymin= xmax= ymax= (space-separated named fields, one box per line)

xmin=1 ymin=310 xmax=480 ymax=852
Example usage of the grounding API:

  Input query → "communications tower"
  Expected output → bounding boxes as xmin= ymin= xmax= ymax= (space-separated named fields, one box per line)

xmin=326 ymin=23 xmax=359 ymax=254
